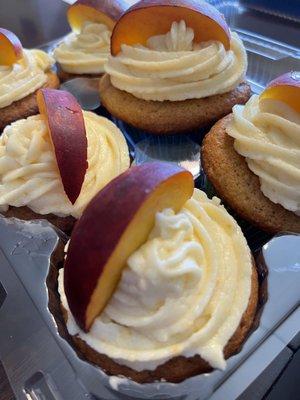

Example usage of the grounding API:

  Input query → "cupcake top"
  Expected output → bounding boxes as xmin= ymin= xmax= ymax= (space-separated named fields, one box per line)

xmin=106 ymin=20 xmax=247 ymax=102
xmin=59 ymin=169 xmax=253 ymax=372
xmin=0 ymin=91 xmax=129 ymax=218
xmin=54 ymin=0 xmax=127 ymax=75
xmin=105 ymin=1 xmax=247 ymax=101
xmin=53 ymin=21 xmax=111 ymax=75
xmin=226 ymin=72 xmax=300 ymax=215
xmin=0 ymin=49 xmax=54 ymax=108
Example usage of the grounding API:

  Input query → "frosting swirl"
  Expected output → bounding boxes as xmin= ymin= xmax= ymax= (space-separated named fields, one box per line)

xmin=54 ymin=22 xmax=111 ymax=74
xmin=59 ymin=189 xmax=252 ymax=371
xmin=226 ymin=95 xmax=300 ymax=214
xmin=105 ymin=21 xmax=247 ymax=102
xmin=0 ymin=113 xmax=129 ymax=217
xmin=0 ymin=49 xmax=54 ymax=108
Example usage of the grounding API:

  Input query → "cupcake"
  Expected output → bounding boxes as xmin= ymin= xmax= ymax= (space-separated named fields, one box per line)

xmin=99 ymin=0 xmax=251 ymax=135
xmin=202 ymin=71 xmax=300 ymax=233
xmin=49 ymin=162 xmax=262 ymax=383
xmin=53 ymin=0 xmax=126 ymax=82
xmin=0 ymin=28 xmax=59 ymax=133
xmin=0 ymin=88 xmax=130 ymax=233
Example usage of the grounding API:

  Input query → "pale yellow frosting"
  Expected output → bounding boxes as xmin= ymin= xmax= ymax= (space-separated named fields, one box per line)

xmin=59 ymin=189 xmax=252 ymax=371
xmin=105 ymin=20 xmax=247 ymax=102
xmin=0 ymin=49 xmax=54 ymax=108
xmin=54 ymin=22 xmax=111 ymax=74
xmin=0 ymin=112 xmax=129 ymax=217
xmin=227 ymin=95 xmax=300 ymax=214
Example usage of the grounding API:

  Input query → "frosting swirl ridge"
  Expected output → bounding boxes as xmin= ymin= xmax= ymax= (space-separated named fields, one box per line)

xmin=54 ymin=22 xmax=111 ymax=74
xmin=226 ymin=95 xmax=300 ymax=214
xmin=105 ymin=21 xmax=247 ymax=101
xmin=0 ymin=49 xmax=54 ymax=108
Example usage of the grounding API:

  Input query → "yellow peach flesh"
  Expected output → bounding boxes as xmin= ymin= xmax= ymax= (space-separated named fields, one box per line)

xmin=0 ymin=28 xmax=23 ymax=66
xmin=68 ymin=4 xmax=116 ymax=32
xmin=260 ymin=72 xmax=300 ymax=113
xmin=111 ymin=1 xmax=231 ymax=55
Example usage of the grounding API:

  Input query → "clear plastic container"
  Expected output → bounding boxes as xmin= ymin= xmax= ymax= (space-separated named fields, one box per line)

xmin=0 ymin=1 xmax=300 ymax=399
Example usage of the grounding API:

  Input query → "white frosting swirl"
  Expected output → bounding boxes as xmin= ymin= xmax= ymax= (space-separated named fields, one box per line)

xmin=54 ymin=22 xmax=111 ymax=74
xmin=0 ymin=49 xmax=54 ymax=108
xmin=227 ymin=95 xmax=300 ymax=214
xmin=105 ymin=21 xmax=247 ymax=102
xmin=59 ymin=189 xmax=253 ymax=371
xmin=0 ymin=113 xmax=129 ymax=218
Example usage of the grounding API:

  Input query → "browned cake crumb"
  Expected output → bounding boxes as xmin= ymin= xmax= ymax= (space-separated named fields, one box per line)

xmin=202 ymin=114 xmax=300 ymax=233
xmin=58 ymin=69 xmax=103 ymax=82
xmin=1 ymin=206 xmax=76 ymax=235
xmin=0 ymin=72 xmax=60 ymax=133
xmin=48 ymin=258 xmax=259 ymax=384
xmin=99 ymin=74 xmax=251 ymax=135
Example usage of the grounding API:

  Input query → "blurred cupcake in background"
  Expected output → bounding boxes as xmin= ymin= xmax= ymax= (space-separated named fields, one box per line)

xmin=0 ymin=28 xmax=59 ymax=133
xmin=202 ymin=71 xmax=300 ymax=233
xmin=53 ymin=0 xmax=127 ymax=82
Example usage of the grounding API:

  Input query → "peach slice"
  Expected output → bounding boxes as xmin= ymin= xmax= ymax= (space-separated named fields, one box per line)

xmin=111 ymin=0 xmax=231 ymax=55
xmin=260 ymin=71 xmax=300 ymax=113
xmin=67 ymin=0 xmax=127 ymax=32
xmin=37 ymin=89 xmax=88 ymax=204
xmin=0 ymin=28 xmax=23 ymax=66
xmin=64 ymin=162 xmax=194 ymax=331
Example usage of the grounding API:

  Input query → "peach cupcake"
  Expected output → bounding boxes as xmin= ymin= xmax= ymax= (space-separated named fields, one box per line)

xmin=53 ymin=0 xmax=126 ymax=82
xmin=0 ymin=88 xmax=130 ymax=233
xmin=48 ymin=162 xmax=263 ymax=384
xmin=202 ymin=72 xmax=300 ymax=233
xmin=100 ymin=0 xmax=251 ymax=135
xmin=0 ymin=28 xmax=59 ymax=133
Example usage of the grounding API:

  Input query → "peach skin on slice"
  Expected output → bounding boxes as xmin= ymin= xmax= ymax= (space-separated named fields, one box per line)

xmin=111 ymin=0 xmax=231 ymax=55
xmin=64 ymin=162 xmax=194 ymax=332
xmin=37 ymin=89 xmax=88 ymax=204
xmin=0 ymin=28 xmax=23 ymax=66
xmin=67 ymin=0 xmax=127 ymax=32
xmin=260 ymin=71 xmax=300 ymax=113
